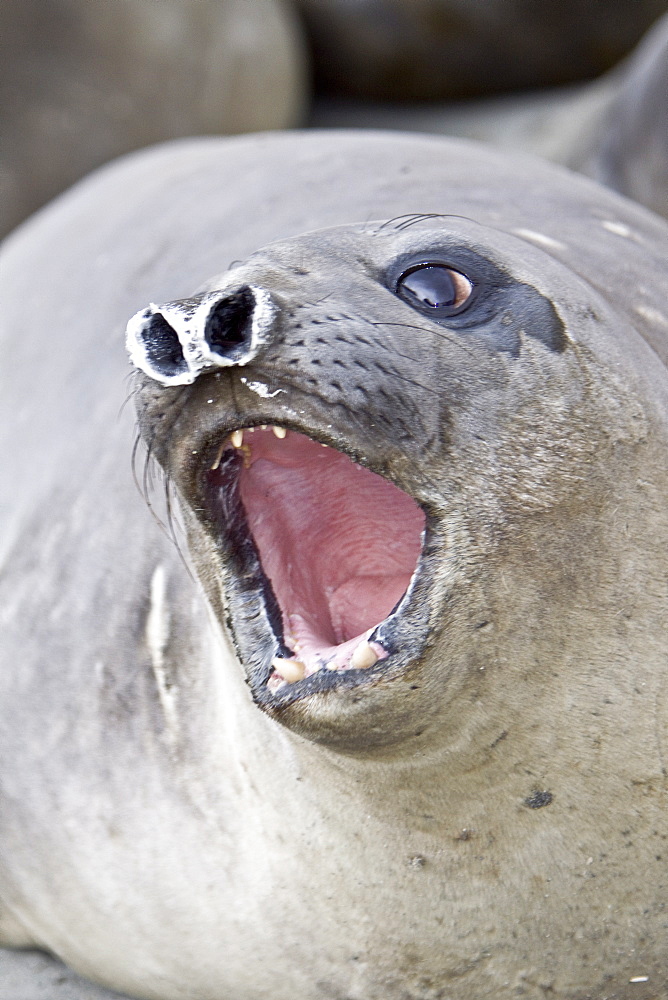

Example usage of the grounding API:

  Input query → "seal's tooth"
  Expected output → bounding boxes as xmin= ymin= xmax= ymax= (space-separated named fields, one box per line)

xmin=271 ymin=657 xmax=306 ymax=683
xmin=230 ymin=429 xmax=244 ymax=448
xmin=351 ymin=641 xmax=379 ymax=670
xmin=210 ymin=440 xmax=226 ymax=470
xmin=272 ymin=426 xmax=287 ymax=439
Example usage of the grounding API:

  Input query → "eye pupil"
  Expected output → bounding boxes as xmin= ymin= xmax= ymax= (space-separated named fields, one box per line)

xmin=401 ymin=266 xmax=456 ymax=307
xmin=396 ymin=263 xmax=473 ymax=315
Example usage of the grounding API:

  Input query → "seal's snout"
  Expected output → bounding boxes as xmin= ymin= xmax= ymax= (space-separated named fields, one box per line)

xmin=125 ymin=284 xmax=275 ymax=387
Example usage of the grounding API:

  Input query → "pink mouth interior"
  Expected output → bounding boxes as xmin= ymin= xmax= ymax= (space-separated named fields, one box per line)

xmin=233 ymin=428 xmax=425 ymax=689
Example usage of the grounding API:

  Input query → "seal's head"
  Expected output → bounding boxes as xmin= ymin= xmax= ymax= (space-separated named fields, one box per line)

xmin=128 ymin=214 xmax=647 ymax=752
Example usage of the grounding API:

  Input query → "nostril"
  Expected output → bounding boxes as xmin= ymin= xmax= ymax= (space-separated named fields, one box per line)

xmin=127 ymin=284 xmax=271 ymax=385
xmin=139 ymin=312 xmax=188 ymax=379
xmin=204 ymin=287 xmax=255 ymax=358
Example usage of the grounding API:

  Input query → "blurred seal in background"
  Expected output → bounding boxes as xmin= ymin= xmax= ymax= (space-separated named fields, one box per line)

xmin=0 ymin=0 xmax=308 ymax=237
xmin=296 ymin=0 xmax=668 ymax=98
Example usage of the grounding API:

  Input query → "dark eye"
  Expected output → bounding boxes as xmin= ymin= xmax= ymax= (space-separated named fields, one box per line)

xmin=396 ymin=264 xmax=474 ymax=316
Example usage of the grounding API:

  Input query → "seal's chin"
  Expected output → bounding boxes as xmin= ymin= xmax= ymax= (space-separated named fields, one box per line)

xmin=203 ymin=427 xmax=426 ymax=699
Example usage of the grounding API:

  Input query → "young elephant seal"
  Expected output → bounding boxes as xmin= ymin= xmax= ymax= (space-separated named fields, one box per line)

xmin=296 ymin=0 xmax=668 ymax=98
xmin=1 ymin=131 xmax=667 ymax=1000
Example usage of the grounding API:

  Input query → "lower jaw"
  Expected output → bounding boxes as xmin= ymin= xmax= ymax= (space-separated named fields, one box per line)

xmin=232 ymin=544 xmax=433 ymax=706
xmin=267 ymin=620 xmax=391 ymax=692
xmin=221 ymin=534 xmax=440 ymax=715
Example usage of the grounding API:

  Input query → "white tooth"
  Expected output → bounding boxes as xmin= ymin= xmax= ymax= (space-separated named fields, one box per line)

xmin=248 ymin=426 xmax=255 ymax=433
xmin=351 ymin=641 xmax=379 ymax=670
xmin=271 ymin=657 xmax=306 ymax=683
xmin=210 ymin=441 xmax=226 ymax=470
xmin=230 ymin=429 xmax=244 ymax=448
xmin=272 ymin=426 xmax=287 ymax=439
xmin=260 ymin=424 xmax=268 ymax=431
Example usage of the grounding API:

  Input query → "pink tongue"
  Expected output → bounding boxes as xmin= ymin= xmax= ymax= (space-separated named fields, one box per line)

xmin=238 ymin=430 xmax=425 ymax=668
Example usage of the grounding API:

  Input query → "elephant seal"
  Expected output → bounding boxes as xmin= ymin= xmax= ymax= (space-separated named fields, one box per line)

xmin=0 ymin=0 xmax=307 ymax=238
xmin=565 ymin=10 xmax=668 ymax=220
xmin=296 ymin=0 xmax=668 ymax=99
xmin=1 ymin=131 xmax=668 ymax=1000
xmin=312 ymin=12 xmax=668 ymax=221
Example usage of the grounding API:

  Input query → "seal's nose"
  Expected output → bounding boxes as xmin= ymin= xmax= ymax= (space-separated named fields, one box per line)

xmin=204 ymin=288 xmax=255 ymax=361
xmin=126 ymin=284 xmax=275 ymax=386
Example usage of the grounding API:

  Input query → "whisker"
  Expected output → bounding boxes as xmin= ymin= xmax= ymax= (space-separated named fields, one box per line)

xmin=363 ymin=318 xmax=477 ymax=359
xmin=118 ymin=383 xmax=140 ymax=420
xmin=375 ymin=213 xmax=440 ymax=232
xmin=131 ymin=431 xmax=170 ymax=535
xmin=377 ymin=366 xmax=441 ymax=397
xmin=394 ymin=213 xmax=447 ymax=231
xmin=374 ymin=212 xmax=478 ymax=234
xmin=131 ymin=432 xmax=148 ymax=504
xmin=165 ymin=475 xmax=195 ymax=581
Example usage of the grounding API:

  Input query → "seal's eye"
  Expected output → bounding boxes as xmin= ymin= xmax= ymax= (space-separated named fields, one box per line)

xmin=396 ymin=264 xmax=474 ymax=316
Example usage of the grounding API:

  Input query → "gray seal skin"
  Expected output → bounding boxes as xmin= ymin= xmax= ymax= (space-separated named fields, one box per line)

xmin=1 ymin=131 xmax=668 ymax=1000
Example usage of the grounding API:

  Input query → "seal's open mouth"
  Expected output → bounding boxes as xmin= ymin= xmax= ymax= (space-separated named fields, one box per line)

xmin=203 ymin=427 xmax=426 ymax=697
